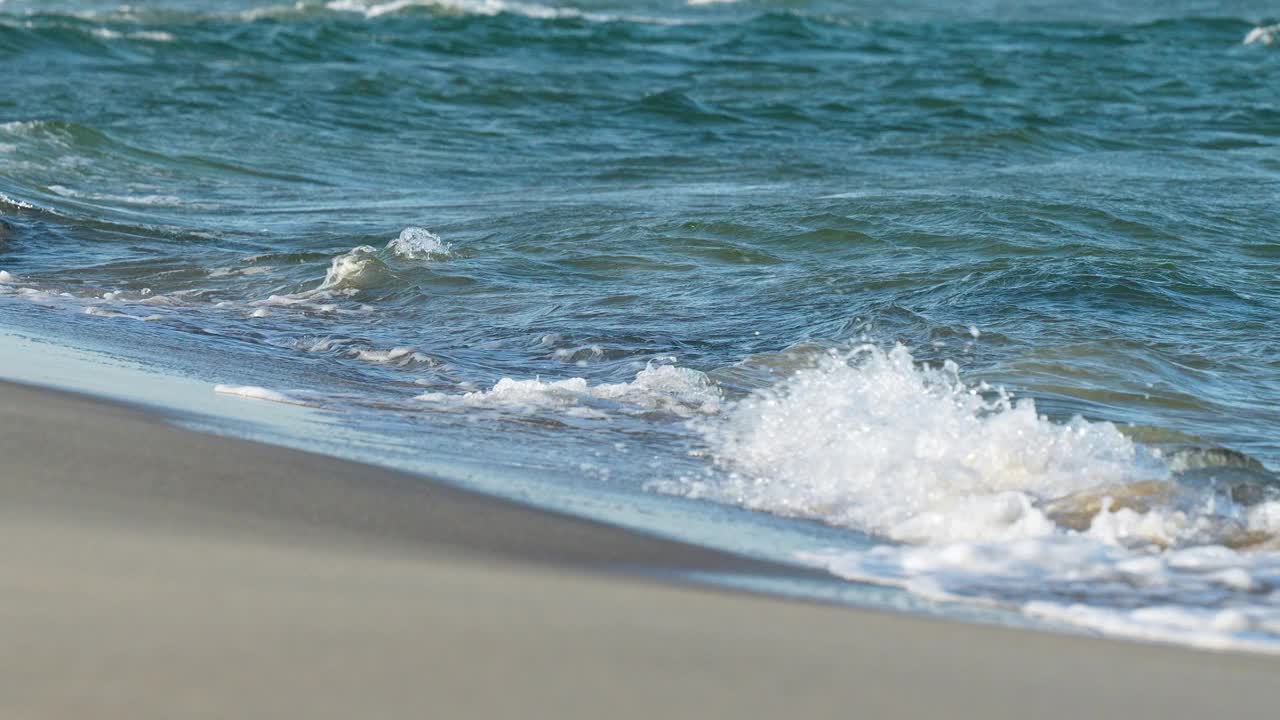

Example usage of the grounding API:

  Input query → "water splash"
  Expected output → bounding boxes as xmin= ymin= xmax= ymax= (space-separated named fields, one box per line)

xmin=669 ymin=344 xmax=1159 ymax=543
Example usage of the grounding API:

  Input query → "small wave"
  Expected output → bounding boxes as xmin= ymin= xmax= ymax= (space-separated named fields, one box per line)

xmin=90 ymin=28 xmax=176 ymax=43
xmin=352 ymin=346 xmax=434 ymax=366
xmin=214 ymin=384 xmax=307 ymax=406
xmin=46 ymin=185 xmax=187 ymax=207
xmin=386 ymin=226 xmax=451 ymax=260
xmin=552 ymin=344 xmax=606 ymax=365
xmin=0 ymin=193 xmax=36 ymax=211
xmin=254 ymin=294 xmax=339 ymax=314
xmin=1244 ymin=23 xmax=1280 ymax=45
xmin=314 ymin=226 xmax=451 ymax=292
xmin=416 ymin=362 xmax=722 ymax=418
xmin=83 ymin=306 xmax=136 ymax=319
xmin=324 ymin=0 xmax=688 ymax=24
xmin=318 ymin=245 xmax=392 ymax=291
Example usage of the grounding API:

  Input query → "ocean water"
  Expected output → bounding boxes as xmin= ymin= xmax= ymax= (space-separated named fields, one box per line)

xmin=2 ymin=0 xmax=1280 ymax=651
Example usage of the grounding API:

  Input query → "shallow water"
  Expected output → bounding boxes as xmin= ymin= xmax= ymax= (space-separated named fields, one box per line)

xmin=2 ymin=0 xmax=1280 ymax=651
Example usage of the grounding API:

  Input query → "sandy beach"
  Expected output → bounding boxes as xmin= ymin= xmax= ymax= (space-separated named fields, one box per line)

xmin=2 ymin=378 xmax=1278 ymax=719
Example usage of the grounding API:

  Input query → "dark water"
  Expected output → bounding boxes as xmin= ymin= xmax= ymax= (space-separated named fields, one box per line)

xmin=2 ymin=0 xmax=1280 ymax=649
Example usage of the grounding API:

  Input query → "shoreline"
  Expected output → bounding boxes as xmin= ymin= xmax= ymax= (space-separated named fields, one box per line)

xmin=0 ymin=379 xmax=799 ymax=576
xmin=3 ymin=378 xmax=1280 ymax=717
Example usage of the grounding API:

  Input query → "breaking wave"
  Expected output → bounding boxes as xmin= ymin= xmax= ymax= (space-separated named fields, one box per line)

xmin=655 ymin=344 xmax=1280 ymax=651
xmin=669 ymin=344 xmax=1163 ymax=543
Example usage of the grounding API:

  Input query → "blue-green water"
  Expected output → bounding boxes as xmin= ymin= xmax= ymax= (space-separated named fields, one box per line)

xmin=2 ymin=0 xmax=1280 ymax=650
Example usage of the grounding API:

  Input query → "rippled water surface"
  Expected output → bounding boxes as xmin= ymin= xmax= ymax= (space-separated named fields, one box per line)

xmin=2 ymin=0 xmax=1279 ymax=650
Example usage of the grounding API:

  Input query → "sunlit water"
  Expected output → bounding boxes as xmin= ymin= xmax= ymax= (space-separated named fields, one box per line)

xmin=2 ymin=0 xmax=1279 ymax=651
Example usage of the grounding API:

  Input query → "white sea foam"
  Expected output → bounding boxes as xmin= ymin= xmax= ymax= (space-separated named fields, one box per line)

xmin=417 ymin=362 xmax=721 ymax=417
xmin=328 ymin=0 xmax=570 ymax=19
xmin=47 ymin=184 xmax=185 ymax=207
xmin=0 ymin=270 xmax=13 ymax=283
xmin=0 ymin=192 xmax=35 ymax=210
xmin=238 ymin=2 xmax=311 ymax=20
xmin=89 ymin=28 xmax=174 ymax=42
xmin=667 ymin=344 xmax=1155 ymax=543
xmin=325 ymin=0 xmax=687 ymax=24
xmin=653 ymin=343 xmax=1280 ymax=652
xmin=808 ymin=529 xmax=1280 ymax=653
xmin=311 ymin=227 xmax=449 ymax=292
xmin=214 ymin=384 xmax=305 ymax=405
xmin=127 ymin=30 xmax=177 ymax=42
xmin=386 ymin=226 xmax=451 ymax=260
xmin=1244 ymin=23 xmax=1280 ymax=45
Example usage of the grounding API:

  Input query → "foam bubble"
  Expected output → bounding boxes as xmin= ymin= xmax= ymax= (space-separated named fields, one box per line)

xmin=0 ymin=270 xmax=14 ymax=283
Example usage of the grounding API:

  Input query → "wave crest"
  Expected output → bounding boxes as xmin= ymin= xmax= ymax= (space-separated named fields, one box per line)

xmin=416 ymin=362 xmax=722 ymax=418
xmin=675 ymin=344 xmax=1154 ymax=543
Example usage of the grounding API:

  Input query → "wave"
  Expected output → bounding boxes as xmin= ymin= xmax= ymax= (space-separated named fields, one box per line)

xmin=323 ymin=0 xmax=692 ymax=24
xmin=416 ymin=361 xmax=722 ymax=419
xmin=352 ymin=346 xmax=435 ymax=366
xmin=654 ymin=343 xmax=1280 ymax=652
xmin=386 ymin=226 xmax=452 ymax=260
xmin=0 ymin=0 xmax=701 ymax=30
xmin=669 ymin=344 xmax=1159 ymax=543
xmin=89 ymin=27 xmax=176 ymax=42
xmin=214 ymin=384 xmax=309 ymax=405
xmin=313 ymin=226 xmax=452 ymax=292
xmin=328 ymin=0 xmax=578 ymax=20
xmin=1244 ymin=23 xmax=1280 ymax=46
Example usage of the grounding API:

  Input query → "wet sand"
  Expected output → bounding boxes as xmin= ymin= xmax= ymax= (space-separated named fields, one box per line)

xmin=2 ymin=380 xmax=1277 ymax=719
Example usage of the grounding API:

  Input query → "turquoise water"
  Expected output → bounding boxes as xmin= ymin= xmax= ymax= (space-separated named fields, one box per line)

xmin=3 ymin=0 xmax=1280 ymax=650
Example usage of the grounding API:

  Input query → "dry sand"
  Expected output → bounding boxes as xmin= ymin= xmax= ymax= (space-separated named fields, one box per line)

xmin=2 ymin=380 xmax=1277 ymax=719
